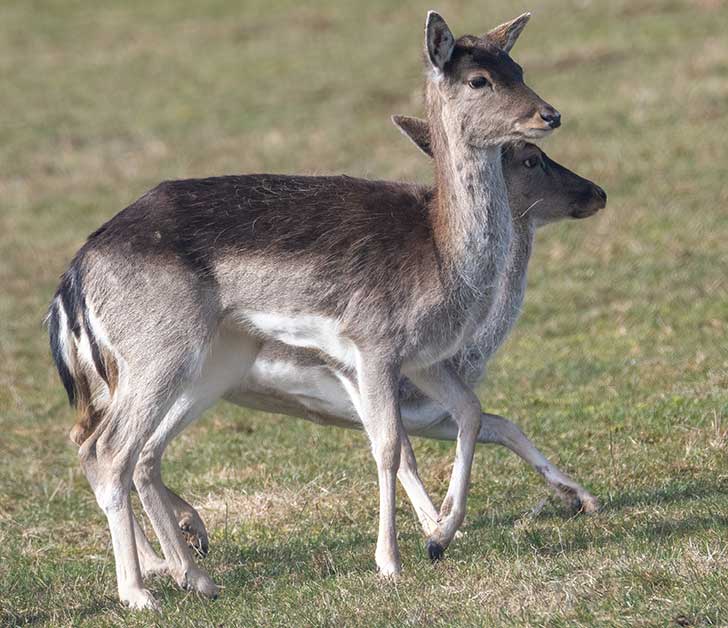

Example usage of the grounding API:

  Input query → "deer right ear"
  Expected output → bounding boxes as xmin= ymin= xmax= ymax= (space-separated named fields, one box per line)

xmin=391 ymin=115 xmax=433 ymax=158
xmin=485 ymin=13 xmax=531 ymax=53
xmin=425 ymin=11 xmax=455 ymax=74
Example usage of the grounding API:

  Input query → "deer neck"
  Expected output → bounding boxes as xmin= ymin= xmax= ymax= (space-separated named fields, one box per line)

xmin=481 ymin=216 xmax=536 ymax=352
xmin=427 ymin=102 xmax=512 ymax=314
xmin=455 ymin=216 xmax=535 ymax=385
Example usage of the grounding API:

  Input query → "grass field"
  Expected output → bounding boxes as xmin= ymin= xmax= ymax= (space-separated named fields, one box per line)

xmin=1 ymin=0 xmax=727 ymax=626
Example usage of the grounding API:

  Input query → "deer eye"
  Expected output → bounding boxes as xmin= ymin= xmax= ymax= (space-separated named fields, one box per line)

xmin=468 ymin=76 xmax=491 ymax=89
xmin=523 ymin=157 xmax=539 ymax=169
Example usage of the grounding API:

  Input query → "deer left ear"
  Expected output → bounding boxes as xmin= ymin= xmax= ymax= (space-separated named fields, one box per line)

xmin=485 ymin=12 xmax=531 ymax=53
xmin=425 ymin=11 xmax=456 ymax=73
xmin=391 ymin=115 xmax=433 ymax=158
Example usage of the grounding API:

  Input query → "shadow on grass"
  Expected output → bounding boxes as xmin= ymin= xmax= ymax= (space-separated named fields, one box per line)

xmin=206 ymin=481 xmax=728 ymax=593
xmin=26 ymin=478 xmax=722 ymax=610
xmin=489 ymin=513 xmax=728 ymax=559
xmin=603 ymin=479 xmax=728 ymax=511
xmin=469 ymin=476 xmax=728 ymax=529
xmin=2 ymin=597 xmax=118 ymax=627
xmin=212 ymin=530 xmax=378 ymax=588
xmin=465 ymin=477 xmax=728 ymax=558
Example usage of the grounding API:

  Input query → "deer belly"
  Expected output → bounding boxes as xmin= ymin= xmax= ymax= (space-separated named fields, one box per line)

xmin=223 ymin=342 xmax=454 ymax=435
xmin=225 ymin=350 xmax=360 ymax=427
xmin=400 ymin=396 xmax=451 ymax=432
xmin=242 ymin=311 xmax=358 ymax=369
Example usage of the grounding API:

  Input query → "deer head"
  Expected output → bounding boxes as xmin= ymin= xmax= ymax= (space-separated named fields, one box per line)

xmin=503 ymin=143 xmax=607 ymax=224
xmin=424 ymin=11 xmax=561 ymax=150
xmin=392 ymin=114 xmax=606 ymax=223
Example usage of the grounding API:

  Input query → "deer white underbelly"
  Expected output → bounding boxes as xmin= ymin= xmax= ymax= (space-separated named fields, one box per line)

xmin=225 ymin=344 xmax=452 ymax=433
xmin=252 ymin=352 xmax=352 ymax=421
xmin=242 ymin=311 xmax=358 ymax=370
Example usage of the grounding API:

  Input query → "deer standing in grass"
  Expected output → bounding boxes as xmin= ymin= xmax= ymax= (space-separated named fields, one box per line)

xmin=48 ymin=11 xmax=563 ymax=610
xmin=146 ymin=131 xmax=605 ymax=561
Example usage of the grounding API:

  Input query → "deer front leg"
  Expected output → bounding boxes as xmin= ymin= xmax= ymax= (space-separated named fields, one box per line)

xmin=408 ymin=365 xmax=481 ymax=560
xmin=342 ymin=357 xmax=403 ymax=577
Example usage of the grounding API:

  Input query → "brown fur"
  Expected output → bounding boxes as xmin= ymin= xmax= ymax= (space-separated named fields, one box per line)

xmin=68 ymin=346 xmax=118 ymax=446
xmin=46 ymin=11 xmax=570 ymax=607
xmin=68 ymin=370 xmax=96 ymax=446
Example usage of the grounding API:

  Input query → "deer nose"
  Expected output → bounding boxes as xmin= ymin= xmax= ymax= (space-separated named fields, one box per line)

xmin=540 ymin=107 xmax=561 ymax=129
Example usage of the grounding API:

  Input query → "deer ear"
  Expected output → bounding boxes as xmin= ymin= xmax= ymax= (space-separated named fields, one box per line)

xmin=485 ymin=12 xmax=531 ymax=53
xmin=425 ymin=11 xmax=455 ymax=73
xmin=392 ymin=115 xmax=433 ymax=158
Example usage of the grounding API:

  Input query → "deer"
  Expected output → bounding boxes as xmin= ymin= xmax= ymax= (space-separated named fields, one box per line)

xmin=48 ymin=11 xmax=563 ymax=610
xmin=132 ymin=127 xmax=606 ymax=565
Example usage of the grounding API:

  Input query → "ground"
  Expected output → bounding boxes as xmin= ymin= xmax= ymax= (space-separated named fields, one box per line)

xmin=1 ymin=0 xmax=727 ymax=626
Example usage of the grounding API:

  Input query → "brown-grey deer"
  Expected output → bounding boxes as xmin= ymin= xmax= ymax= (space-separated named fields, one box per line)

xmin=48 ymin=11 xmax=561 ymax=609
xmin=133 ymin=130 xmax=605 ymax=565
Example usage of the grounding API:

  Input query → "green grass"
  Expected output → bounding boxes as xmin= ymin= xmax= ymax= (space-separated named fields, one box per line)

xmin=1 ymin=0 xmax=727 ymax=625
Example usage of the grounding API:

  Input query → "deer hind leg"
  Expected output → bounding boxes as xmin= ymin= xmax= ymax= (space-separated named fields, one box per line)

xmin=416 ymin=412 xmax=599 ymax=514
xmin=132 ymin=398 xmax=218 ymax=599
xmin=407 ymin=365 xmax=482 ymax=560
xmin=133 ymin=515 xmax=168 ymax=577
xmin=132 ymin=330 xmax=259 ymax=595
xmin=78 ymin=387 xmax=182 ymax=612
xmin=135 ymin=484 xmax=208 ymax=560
xmin=478 ymin=412 xmax=599 ymax=513
xmin=397 ymin=435 xmax=440 ymax=537
xmin=131 ymin=454 xmax=209 ymax=574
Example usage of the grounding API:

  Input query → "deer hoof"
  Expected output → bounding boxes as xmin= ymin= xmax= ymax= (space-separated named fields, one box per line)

xmin=121 ymin=587 xmax=160 ymax=612
xmin=575 ymin=493 xmax=600 ymax=514
xmin=427 ymin=540 xmax=445 ymax=562
xmin=178 ymin=568 xmax=219 ymax=599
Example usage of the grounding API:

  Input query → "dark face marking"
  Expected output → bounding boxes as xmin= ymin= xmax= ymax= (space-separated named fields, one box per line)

xmin=503 ymin=143 xmax=606 ymax=224
xmin=447 ymin=37 xmax=524 ymax=87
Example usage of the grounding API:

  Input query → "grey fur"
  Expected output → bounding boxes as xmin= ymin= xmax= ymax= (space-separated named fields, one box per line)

xmin=48 ymin=11 xmax=566 ymax=609
xmin=148 ymin=140 xmax=606 ymax=557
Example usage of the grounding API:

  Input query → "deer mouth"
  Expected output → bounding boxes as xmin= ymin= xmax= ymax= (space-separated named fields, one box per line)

xmin=522 ymin=125 xmax=555 ymax=139
xmin=571 ymin=206 xmax=601 ymax=219
xmin=570 ymin=200 xmax=604 ymax=219
xmin=518 ymin=108 xmax=561 ymax=139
